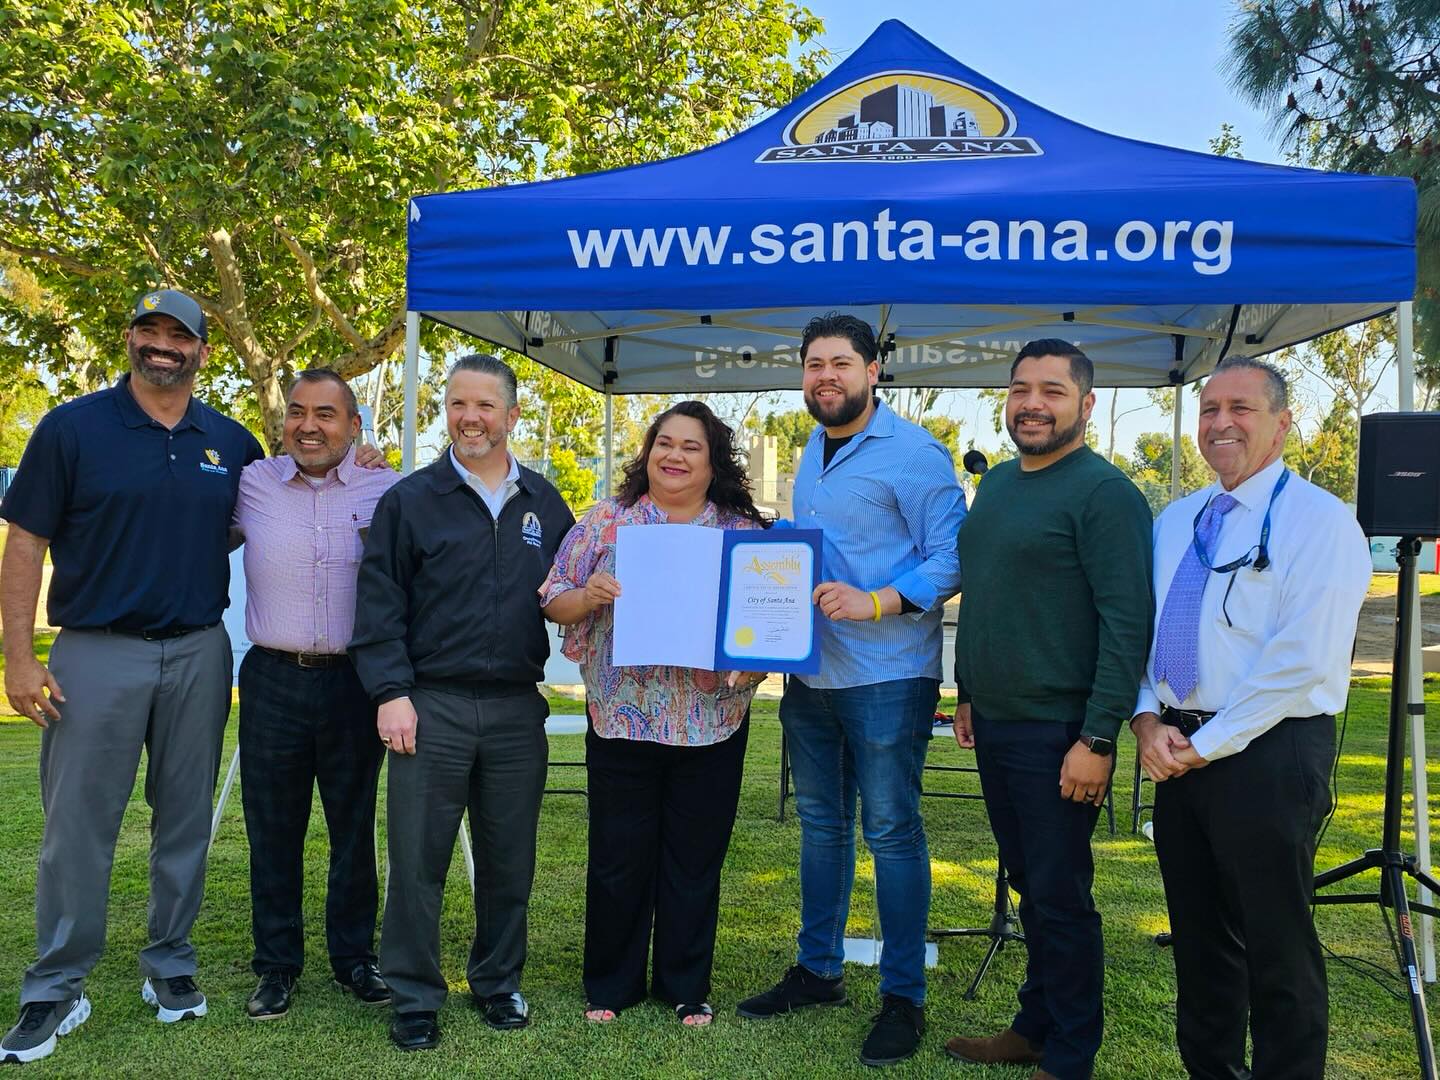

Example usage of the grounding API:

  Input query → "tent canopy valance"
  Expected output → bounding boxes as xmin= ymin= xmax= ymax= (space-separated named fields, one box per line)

xmin=404 ymin=19 xmax=1415 ymax=395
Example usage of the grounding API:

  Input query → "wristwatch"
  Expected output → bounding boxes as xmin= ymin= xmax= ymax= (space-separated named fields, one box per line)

xmin=1080 ymin=734 xmax=1115 ymax=756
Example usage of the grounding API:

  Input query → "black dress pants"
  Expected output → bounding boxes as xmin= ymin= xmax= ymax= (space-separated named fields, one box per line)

xmin=1153 ymin=715 xmax=1335 ymax=1080
xmin=973 ymin=710 xmax=1105 ymax=1080
xmin=238 ymin=647 xmax=384 ymax=977
xmin=583 ymin=716 xmax=749 ymax=1010
xmin=380 ymin=684 xmax=550 ymax=1014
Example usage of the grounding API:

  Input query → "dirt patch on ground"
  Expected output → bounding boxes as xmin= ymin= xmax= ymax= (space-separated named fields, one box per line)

xmin=1353 ymin=591 xmax=1440 ymax=676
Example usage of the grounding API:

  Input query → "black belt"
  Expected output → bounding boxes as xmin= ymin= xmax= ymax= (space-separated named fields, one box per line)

xmin=100 ymin=621 xmax=219 ymax=642
xmin=257 ymin=646 xmax=351 ymax=670
xmin=1162 ymin=706 xmax=1330 ymax=739
xmin=1160 ymin=707 xmax=1216 ymax=738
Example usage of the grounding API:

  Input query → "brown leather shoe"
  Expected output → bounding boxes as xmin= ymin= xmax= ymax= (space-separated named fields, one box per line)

xmin=1030 ymin=1072 xmax=1059 ymax=1080
xmin=944 ymin=1026 xmax=1044 ymax=1065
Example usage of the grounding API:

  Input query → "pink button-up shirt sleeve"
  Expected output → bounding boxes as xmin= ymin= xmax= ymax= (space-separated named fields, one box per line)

xmin=235 ymin=446 xmax=401 ymax=654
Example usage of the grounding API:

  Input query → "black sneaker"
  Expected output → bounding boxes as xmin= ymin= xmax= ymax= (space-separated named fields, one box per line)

xmin=735 ymin=965 xmax=847 ymax=1019
xmin=141 ymin=975 xmax=208 ymax=1022
xmin=0 ymin=996 xmax=91 ymax=1064
xmin=859 ymin=995 xmax=925 ymax=1067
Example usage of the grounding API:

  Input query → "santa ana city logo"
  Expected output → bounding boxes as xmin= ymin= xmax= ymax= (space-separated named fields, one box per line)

xmin=744 ymin=553 xmax=801 ymax=585
xmin=521 ymin=511 xmax=543 ymax=548
xmin=757 ymin=70 xmax=1040 ymax=163
xmin=199 ymin=448 xmax=228 ymax=476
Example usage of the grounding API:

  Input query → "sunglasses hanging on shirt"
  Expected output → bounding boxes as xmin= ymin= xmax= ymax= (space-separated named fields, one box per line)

xmin=1190 ymin=468 xmax=1290 ymax=627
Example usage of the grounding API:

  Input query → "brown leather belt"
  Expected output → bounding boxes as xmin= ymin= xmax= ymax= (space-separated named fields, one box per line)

xmin=257 ymin=646 xmax=351 ymax=670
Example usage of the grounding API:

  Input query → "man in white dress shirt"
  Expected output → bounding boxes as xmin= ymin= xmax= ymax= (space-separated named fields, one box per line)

xmin=1130 ymin=357 xmax=1371 ymax=1080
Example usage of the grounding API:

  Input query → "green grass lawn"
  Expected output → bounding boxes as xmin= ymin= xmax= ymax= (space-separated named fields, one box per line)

xmin=2 ymin=680 xmax=1440 ymax=1078
xmin=1368 ymin=571 xmax=1440 ymax=598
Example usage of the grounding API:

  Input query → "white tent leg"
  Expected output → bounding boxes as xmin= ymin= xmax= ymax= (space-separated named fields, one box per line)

xmin=209 ymin=745 xmax=241 ymax=852
xmin=1397 ymin=301 xmax=1434 ymax=980
xmin=603 ymin=391 xmax=614 ymax=497
xmin=459 ymin=818 xmax=476 ymax=893
xmin=1170 ymin=384 xmax=1183 ymax=504
xmin=402 ymin=311 xmax=420 ymax=474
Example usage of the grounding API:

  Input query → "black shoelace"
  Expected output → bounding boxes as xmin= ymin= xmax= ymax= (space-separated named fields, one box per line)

xmin=16 ymin=1002 xmax=57 ymax=1034
xmin=872 ymin=997 xmax=916 ymax=1026
xmin=164 ymin=976 xmax=199 ymax=996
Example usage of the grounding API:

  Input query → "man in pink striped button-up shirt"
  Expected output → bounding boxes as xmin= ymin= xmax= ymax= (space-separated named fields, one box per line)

xmin=231 ymin=369 xmax=399 ymax=1021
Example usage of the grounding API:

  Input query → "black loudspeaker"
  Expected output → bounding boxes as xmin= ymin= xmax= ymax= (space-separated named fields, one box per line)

xmin=1356 ymin=412 xmax=1440 ymax=538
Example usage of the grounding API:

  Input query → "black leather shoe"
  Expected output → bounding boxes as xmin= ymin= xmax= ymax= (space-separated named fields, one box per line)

xmin=389 ymin=1011 xmax=440 ymax=1051
xmin=476 ymin=991 xmax=530 ymax=1030
xmin=333 ymin=961 xmax=391 ymax=1006
xmin=859 ymin=995 xmax=925 ymax=1067
xmin=246 ymin=972 xmax=295 ymax=1021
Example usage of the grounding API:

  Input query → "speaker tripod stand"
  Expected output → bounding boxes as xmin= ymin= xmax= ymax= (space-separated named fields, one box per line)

xmin=1313 ymin=536 xmax=1439 ymax=1079
xmin=930 ymin=858 xmax=1025 ymax=999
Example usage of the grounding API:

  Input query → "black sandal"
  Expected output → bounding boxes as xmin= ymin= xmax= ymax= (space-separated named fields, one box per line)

xmin=675 ymin=1002 xmax=713 ymax=1026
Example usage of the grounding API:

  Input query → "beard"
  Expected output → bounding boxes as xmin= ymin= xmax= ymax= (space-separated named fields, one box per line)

xmin=453 ymin=427 xmax=505 ymax=461
xmin=804 ymin=382 xmax=870 ymax=429
xmin=129 ymin=343 xmax=202 ymax=388
xmin=288 ymin=436 xmax=349 ymax=474
xmin=1007 ymin=409 xmax=1089 ymax=456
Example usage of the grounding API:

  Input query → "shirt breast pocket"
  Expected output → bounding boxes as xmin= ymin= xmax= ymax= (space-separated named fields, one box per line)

xmin=1215 ymin=568 xmax=1277 ymax=639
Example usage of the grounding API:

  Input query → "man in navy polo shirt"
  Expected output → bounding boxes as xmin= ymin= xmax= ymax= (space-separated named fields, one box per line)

xmin=0 ymin=290 xmax=264 ymax=1064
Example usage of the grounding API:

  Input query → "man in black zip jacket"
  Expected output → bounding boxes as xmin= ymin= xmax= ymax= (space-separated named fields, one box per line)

xmin=349 ymin=354 xmax=574 ymax=1052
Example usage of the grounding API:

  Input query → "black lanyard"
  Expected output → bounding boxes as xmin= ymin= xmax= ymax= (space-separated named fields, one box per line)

xmin=1190 ymin=467 xmax=1290 ymax=574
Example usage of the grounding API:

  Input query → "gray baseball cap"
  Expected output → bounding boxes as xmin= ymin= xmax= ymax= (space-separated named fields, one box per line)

xmin=130 ymin=289 xmax=207 ymax=341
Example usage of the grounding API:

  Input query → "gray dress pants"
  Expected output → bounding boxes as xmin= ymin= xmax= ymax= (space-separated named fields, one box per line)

xmin=380 ymin=684 xmax=549 ymax=1015
xmin=21 ymin=624 xmax=232 ymax=1003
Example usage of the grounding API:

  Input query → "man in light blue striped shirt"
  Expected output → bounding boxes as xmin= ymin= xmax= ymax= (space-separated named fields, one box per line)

xmin=737 ymin=313 xmax=965 ymax=1068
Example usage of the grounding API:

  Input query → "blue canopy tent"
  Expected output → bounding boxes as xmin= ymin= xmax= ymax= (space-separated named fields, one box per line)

xmin=401 ymin=18 xmax=1416 ymax=493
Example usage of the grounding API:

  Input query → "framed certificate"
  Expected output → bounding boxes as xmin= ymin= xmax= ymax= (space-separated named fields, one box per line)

xmin=715 ymin=531 xmax=822 ymax=674
xmin=612 ymin=526 xmax=822 ymax=674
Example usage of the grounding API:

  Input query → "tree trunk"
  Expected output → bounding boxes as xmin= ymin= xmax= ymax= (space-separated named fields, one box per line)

xmin=1107 ymin=389 xmax=1118 ymax=462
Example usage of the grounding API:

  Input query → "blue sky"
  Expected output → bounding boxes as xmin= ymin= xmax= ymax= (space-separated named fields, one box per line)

xmin=799 ymin=2 xmax=1324 ymax=457
xmin=809 ymin=1 xmax=1287 ymax=164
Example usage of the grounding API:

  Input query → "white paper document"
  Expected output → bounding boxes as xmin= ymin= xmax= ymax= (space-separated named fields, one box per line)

xmin=612 ymin=524 xmax=724 ymax=668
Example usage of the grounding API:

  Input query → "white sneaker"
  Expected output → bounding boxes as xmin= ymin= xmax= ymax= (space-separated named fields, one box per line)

xmin=142 ymin=976 xmax=208 ymax=1022
xmin=0 ymin=994 xmax=91 ymax=1063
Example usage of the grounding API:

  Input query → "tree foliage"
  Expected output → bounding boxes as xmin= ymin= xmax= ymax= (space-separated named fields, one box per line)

xmin=0 ymin=0 xmax=824 ymax=448
xmin=1284 ymin=395 xmax=1358 ymax=497
xmin=0 ymin=374 xmax=49 ymax=466
xmin=1124 ymin=431 xmax=1213 ymax=512
xmin=761 ymin=408 xmax=815 ymax=469
xmin=1227 ymin=0 xmax=1440 ymax=369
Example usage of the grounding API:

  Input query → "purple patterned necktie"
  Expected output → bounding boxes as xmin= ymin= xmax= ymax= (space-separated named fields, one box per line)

xmin=1153 ymin=493 xmax=1239 ymax=703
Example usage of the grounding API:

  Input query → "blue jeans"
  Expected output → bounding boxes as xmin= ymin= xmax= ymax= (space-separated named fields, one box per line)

xmin=780 ymin=676 xmax=938 ymax=1005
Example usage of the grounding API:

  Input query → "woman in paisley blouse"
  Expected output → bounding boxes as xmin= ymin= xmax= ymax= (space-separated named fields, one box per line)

xmin=540 ymin=400 xmax=769 ymax=1027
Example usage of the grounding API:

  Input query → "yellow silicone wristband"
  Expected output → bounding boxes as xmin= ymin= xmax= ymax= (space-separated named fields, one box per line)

xmin=869 ymin=591 xmax=883 ymax=622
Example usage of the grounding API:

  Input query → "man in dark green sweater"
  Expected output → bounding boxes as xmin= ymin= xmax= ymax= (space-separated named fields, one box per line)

xmin=943 ymin=340 xmax=1153 ymax=1080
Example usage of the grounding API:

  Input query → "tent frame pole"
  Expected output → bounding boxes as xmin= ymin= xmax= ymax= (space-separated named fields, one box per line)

xmin=1397 ymin=301 xmax=1433 ymax=982
xmin=1170 ymin=384 xmax=1182 ymax=503
xmin=602 ymin=336 xmax=617 ymax=496
xmin=402 ymin=311 xmax=420 ymax=474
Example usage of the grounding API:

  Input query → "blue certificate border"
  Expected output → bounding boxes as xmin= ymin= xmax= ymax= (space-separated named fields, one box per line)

xmin=713 ymin=529 xmax=822 ymax=674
